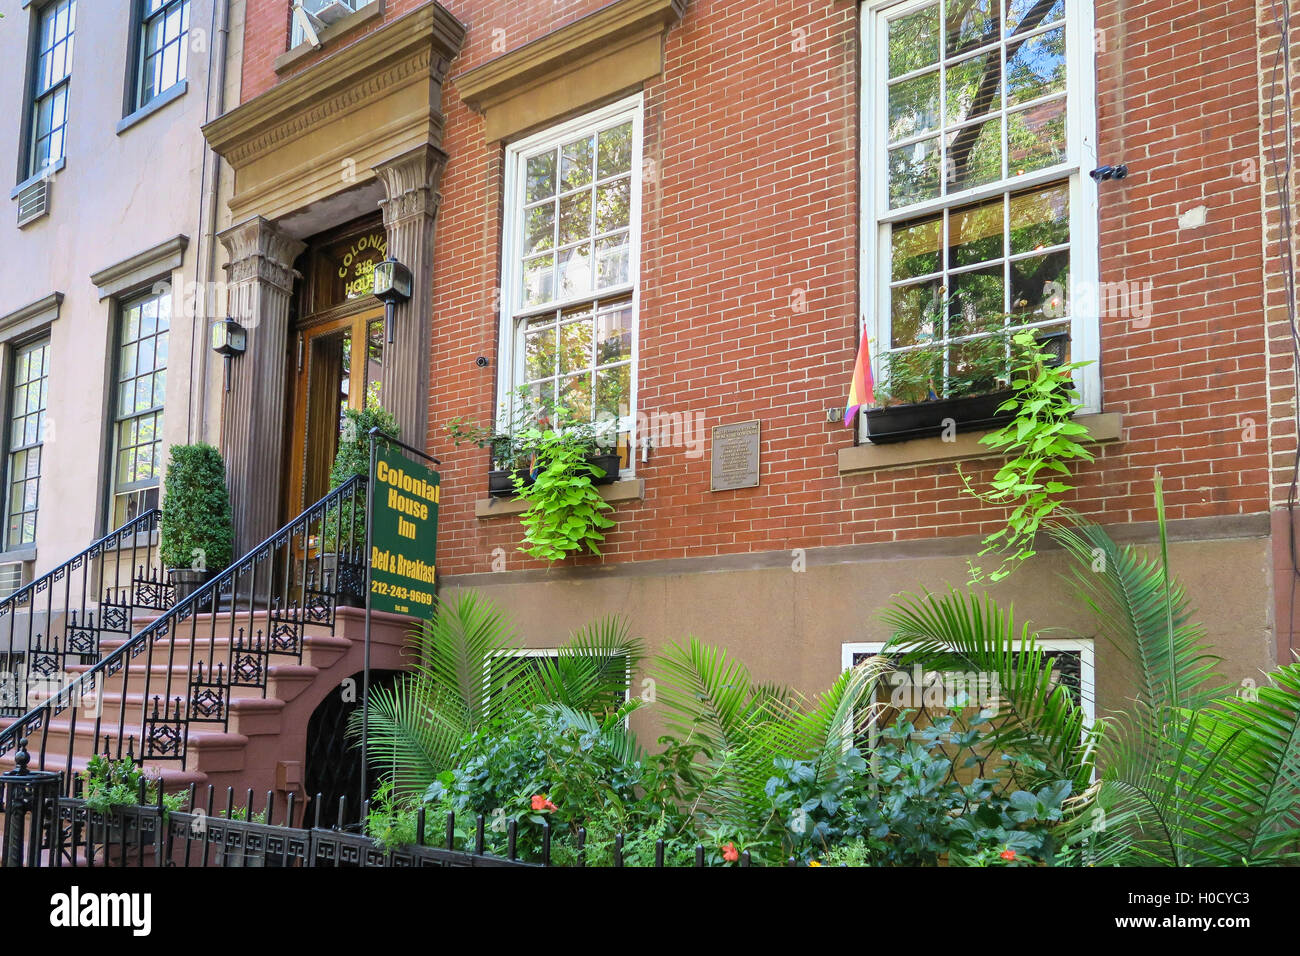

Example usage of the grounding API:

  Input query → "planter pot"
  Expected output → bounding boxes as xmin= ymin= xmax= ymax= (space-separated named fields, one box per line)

xmin=322 ymin=552 xmax=366 ymax=608
xmin=488 ymin=468 xmax=535 ymax=498
xmin=167 ymin=568 xmax=213 ymax=603
xmin=864 ymin=389 xmax=1018 ymax=444
xmin=586 ymin=452 xmax=622 ymax=485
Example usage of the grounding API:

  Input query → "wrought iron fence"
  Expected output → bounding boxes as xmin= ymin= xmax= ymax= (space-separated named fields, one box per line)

xmin=0 ymin=746 xmax=747 ymax=867
xmin=1 ymin=509 xmax=166 ymax=721
xmin=0 ymin=476 xmax=368 ymax=785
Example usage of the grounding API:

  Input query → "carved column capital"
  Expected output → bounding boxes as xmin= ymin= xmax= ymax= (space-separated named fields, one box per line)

xmin=218 ymin=216 xmax=306 ymax=295
xmin=373 ymin=145 xmax=449 ymax=227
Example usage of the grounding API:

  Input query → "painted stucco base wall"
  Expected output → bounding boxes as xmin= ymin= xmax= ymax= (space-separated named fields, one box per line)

xmin=440 ymin=522 xmax=1274 ymax=734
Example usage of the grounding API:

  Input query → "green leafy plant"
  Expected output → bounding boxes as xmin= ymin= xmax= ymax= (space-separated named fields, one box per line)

xmin=871 ymin=297 xmax=1013 ymax=408
xmin=959 ymin=328 xmax=1094 ymax=582
xmin=353 ymin=592 xmax=643 ymax=800
xmin=319 ymin=399 xmax=399 ymax=549
xmin=1046 ymin=478 xmax=1300 ymax=866
xmin=227 ymin=805 xmax=269 ymax=824
xmin=158 ymin=443 xmax=233 ymax=572
xmin=884 ymin=476 xmax=1300 ymax=866
xmin=82 ymin=754 xmax=186 ymax=818
xmin=365 ymin=780 xmax=421 ymax=850
xmin=446 ymin=386 xmax=542 ymax=472
xmin=512 ymin=405 xmax=615 ymax=562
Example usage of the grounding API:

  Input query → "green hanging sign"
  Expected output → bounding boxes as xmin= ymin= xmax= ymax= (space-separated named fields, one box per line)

xmin=368 ymin=441 xmax=439 ymax=620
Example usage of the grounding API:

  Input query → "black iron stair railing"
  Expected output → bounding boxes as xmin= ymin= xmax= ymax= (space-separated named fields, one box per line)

xmin=1 ymin=509 xmax=168 ymax=721
xmin=0 ymin=476 xmax=367 ymax=787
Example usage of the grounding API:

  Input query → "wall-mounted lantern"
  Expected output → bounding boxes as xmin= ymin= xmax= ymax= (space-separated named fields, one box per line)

xmin=372 ymin=258 xmax=412 ymax=344
xmin=211 ymin=317 xmax=247 ymax=392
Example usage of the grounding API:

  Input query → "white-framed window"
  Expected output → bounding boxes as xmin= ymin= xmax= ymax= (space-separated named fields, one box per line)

xmin=291 ymin=0 xmax=379 ymax=48
xmin=133 ymin=0 xmax=190 ymax=111
xmin=841 ymin=638 xmax=1095 ymax=726
xmin=498 ymin=96 xmax=643 ymax=474
xmin=858 ymin=0 xmax=1100 ymax=435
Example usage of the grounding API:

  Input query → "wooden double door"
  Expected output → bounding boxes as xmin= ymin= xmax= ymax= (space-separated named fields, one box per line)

xmin=286 ymin=305 xmax=387 ymax=532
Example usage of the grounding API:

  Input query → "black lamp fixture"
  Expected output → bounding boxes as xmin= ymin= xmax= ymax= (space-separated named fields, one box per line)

xmin=211 ymin=317 xmax=247 ymax=392
xmin=373 ymin=258 xmax=413 ymax=344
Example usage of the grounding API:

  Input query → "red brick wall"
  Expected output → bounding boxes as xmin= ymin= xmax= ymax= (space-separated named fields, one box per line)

xmin=237 ymin=0 xmax=1276 ymax=577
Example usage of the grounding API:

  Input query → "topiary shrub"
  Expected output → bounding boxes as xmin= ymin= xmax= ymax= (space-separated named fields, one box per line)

xmin=159 ymin=443 xmax=234 ymax=573
xmin=319 ymin=400 xmax=399 ymax=549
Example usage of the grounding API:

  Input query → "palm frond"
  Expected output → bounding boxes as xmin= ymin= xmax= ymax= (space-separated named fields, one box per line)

xmin=1047 ymin=490 xmax=1227 ymax=718
xmin=880 ymin=588 xmax=1099 ymax=792
xmin=531 ymin=616 xmax=644 ymax=713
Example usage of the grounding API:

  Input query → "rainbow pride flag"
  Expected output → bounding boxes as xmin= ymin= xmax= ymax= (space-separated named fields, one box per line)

xmin=844 ymin=322 xmax=875 ymax=428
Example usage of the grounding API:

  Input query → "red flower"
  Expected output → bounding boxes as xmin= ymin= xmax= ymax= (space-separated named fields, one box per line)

xmin=530 ymin=794 xmax=558 ymax=812
xmin=999 ymin=848 xmax=1016 ymax=862
xmin=722 ymin=842 xmax=740 ymax=863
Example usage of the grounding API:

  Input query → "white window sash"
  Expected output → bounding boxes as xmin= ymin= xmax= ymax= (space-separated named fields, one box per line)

xmin=858 ymin=0 xmax=1101 ymax=439
xmin=497 ymin=94 xmax=645 ymax=474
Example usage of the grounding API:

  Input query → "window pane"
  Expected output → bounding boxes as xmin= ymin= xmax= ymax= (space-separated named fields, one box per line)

xmin=558 ymin=191 xmax=592 ymax=245
xmin=525 ymin=203 xmax=555 ymax=255
xmin=595 ymin=179 xmax=631 ymax=233
xmin=1008 ymin=98 xmax=1067 ymax=175
xmin=889 ymin=71 xmax=939 ymax=143
xmin=1007 ymin=26 xmax=1067 ymax=105
xmin=891 ymin=215 xmax=942 ymax=281
xmin=946 ymin=52 xmax=1001 ymax=123
xmin=525 ymin=324 xmax=557 ymax=381
xmin=597 ymin=122 xmax=633 ymax=179
xmin=558 ymin=243 xmax=593 ymax=299
xmin=1008 ymin=182 xmax=1069 ymax=253
xmin=889 ymin=5 xmax=939 ymax=78
xmin=595 ymin=233 xmax=631 ymax=289
xmin=946 ymin=115 xmax=1003 ymax=192
xmin=888 ymin=137 xmax=941 ymax=207
xmin=522 ymin=254 xmax=555 ymax=307
xmin=596 ymin=306 xmax=632 ymax=365
xmin=527 ymin=151 xmax=557 ymax=203
xmin=560 ymin=135 xmax=594 ymax=191
xmin=559 ymin=318 xmax=593 ymax=374
xmin=945 ymin=0 xmax=1001 ymax=58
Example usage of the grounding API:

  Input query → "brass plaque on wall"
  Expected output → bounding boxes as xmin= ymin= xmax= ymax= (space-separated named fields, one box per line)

xmin=710 ymin=420 xmax=761 ymax=491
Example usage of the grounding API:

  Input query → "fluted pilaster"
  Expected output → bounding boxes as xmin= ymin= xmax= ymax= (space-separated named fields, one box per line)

xmin=373 ymin=144 xmax=447 ymax=447
xmin=218 ymin=217 xmax=306 ymax=555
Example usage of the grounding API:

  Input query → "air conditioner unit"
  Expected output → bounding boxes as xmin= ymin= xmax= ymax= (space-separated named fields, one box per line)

xmin=16 ymin=178 xmax=49 ymax=227
xmin=0 ymin=561 xmax=24 ymax=600
xmin=302 ymin=0 xmax=355 ymax=24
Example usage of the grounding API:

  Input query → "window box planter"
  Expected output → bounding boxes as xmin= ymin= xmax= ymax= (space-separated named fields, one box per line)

xmin=865 ymin=389 xmax=1017 ymax=444
xmin=488 ymin=468 xmax=535 ymax=498
xmin=587 ymin=452 xmax=621 ymax=486
xmin=866 ymin=330 xmax=1069 ymax=445
xmin=488 ymin=454 xmax=618 ymax=496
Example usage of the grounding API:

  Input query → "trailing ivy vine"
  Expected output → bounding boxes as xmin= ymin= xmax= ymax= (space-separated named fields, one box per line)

xmin=960 ymin=329 xmax=1094 ymax=583
xmin=513 ymin=411 xmax=616 ymax=562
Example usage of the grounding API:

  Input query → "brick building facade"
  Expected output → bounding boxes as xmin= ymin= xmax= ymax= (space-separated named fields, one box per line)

xmin=210 ymin=0 xmax=1298 ymax=709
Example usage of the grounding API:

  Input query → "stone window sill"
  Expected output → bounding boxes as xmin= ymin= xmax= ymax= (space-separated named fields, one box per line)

xmin=275 ymin=0 xmax=386 ymax=74
xmin=116 ymin=81 xmax=187 ymax=135
xmin=838 ymin=412 xmax=1122 ymax=475
xmin=475 ymin=478 xmax=644 ymax=518
xmin=10 ymin=158 xmax=65 ymax=201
